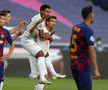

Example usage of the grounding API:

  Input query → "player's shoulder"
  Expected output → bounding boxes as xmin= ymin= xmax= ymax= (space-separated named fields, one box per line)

xmin=3 ymin=28 xmax=12 ymax=37
xmin=72 ymin=24 xmax=81 ymax=32
xmin=2 ymin=28 xmax=10 ymax=33
xmin=32 ymin=13 xmax=41 ymax=20
xmin=85 ymin=25 xmax=93 ymax=34
xmin=80 ymin=23 xmax=93 ymax=33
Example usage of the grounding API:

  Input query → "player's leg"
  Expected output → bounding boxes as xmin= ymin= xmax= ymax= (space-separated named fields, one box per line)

xmin=28 ymin=55 xmax=45 ymax=90
xmin=29 ymin=53 xmax=48 ymax=82
xmin=35 ymin=51 xmax=52 ymax=84
xmin=72 ymin=69 xmax=80 ymax=89
xmin=45 ymin=57 xmax=66 ymax=80
xmin=0 ymin=62 xmax=4 ymax=90
xmin=78 ymin=70 xmax=92 ymax=90
xmin=34 ymin=83 xmax=44 ymax=90
xmin=21 ymin=38 xmax=50 ymax=84
xmin=21 ymin=38 xmax=52 ymax=84
xmin=29 ymin=54 xmax=39 ymax=78
xmin=72 ymin=69 xmax=92 ymax=90
xmin=0 ymin=79 xmax=4 ymax=90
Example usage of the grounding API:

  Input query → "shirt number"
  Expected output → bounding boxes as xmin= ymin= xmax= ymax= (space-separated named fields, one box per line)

xmin=71 ymin=34 xmax=77 ymax=52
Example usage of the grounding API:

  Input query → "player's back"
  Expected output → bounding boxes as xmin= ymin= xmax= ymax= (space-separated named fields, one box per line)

xmin=70 ymin=22 xmax=94 ymax=71
xmin=70 ymin=23 xmax=94 ymax=59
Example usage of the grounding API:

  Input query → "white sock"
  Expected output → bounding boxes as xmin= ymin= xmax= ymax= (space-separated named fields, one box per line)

xmin=34 ymin=84 xmax=44 ymax=90
xmin=45 ymin=58 xmax=57 ymax=76
xmin=37 ymin=57 xmax=47 ymax=81
xmin=0 ymin=82 xmax=4 ymax=90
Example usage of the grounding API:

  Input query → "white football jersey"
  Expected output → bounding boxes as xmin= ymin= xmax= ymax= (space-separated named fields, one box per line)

xmin=23 ymin=13 xmax=45 ymax=38
xmin=36 ymin=27 xmax=51 ymax=55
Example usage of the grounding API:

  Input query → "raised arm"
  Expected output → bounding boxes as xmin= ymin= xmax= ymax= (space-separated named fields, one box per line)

xmin=29 ymin=19 xmax=43 ymax=34
xmin=12 ymin=30 xmax=24 ymax=40
xmin=9 ymin=21 xmax=27 ymax=34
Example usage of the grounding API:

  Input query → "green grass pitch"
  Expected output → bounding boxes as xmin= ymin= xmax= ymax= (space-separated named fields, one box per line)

xmin=3 ymin=78 xmax=108 ymax=90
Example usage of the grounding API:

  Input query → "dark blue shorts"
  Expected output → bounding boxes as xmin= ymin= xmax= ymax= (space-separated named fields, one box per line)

xmin=72 ymin=69 xmax=92 ymax=90
xmin=0 ymin=61 xmax=4 ymax=82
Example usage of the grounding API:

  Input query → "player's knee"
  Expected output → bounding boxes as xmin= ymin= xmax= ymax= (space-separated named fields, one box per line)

xmin=35 ymin=50 xmax=45 ymax=58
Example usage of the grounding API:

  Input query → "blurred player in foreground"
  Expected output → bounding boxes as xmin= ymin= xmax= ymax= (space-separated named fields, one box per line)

xmin=0 ymin=12 xmax=14 ymax=90
xmin=69 ymin=6 xmax=100 ymax=90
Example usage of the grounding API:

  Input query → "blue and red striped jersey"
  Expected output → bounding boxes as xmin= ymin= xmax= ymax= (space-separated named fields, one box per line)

xmin=70 ymin=22 xmax=94 ymax=71
xmin=0 ymin=28 xmax=13 ymax=57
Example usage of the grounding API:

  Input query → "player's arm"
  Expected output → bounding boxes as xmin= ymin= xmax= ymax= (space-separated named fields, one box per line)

xmin=29 ymin=19 xmax=43 ymax=34
xmin=12 ymin=30 xmax=24 ymax=40
xmin=2 ymin=42 xmax=14 ymax=62
xmin=88 ymin=46 xmax=101 ymax=79
xmin=85 ymin=30 xmax=101 ymax=79
xmin=9 ymin=21 xmax=27 ymax=34
xmin=39 ymin=30 xmax=53 ymax=42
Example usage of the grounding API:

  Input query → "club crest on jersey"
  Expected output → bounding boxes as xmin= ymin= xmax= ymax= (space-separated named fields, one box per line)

xmin=1 ymin=34 xmax=4 ymax=39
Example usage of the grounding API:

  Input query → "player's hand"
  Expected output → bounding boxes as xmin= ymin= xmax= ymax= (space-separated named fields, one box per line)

xmin=0 ymin=55 xmax=8 ymax=62
xmin=37 ymin=19 xmax=43 ymax=24
xmin=16 ymin=30 xmax=24 ymax=36
xmin=18 ymin=21 xmax=27 ymax=28
xmin=19 ymin=29 xmax=25 ymax=34
xmin=94 ymin=70 xmax=101 ymax=79
xmin=31 ymin=29 xmax=39 ymax=36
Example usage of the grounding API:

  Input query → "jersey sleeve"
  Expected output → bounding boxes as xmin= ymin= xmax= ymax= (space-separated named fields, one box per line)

xmin=26 ymin=17 xmax=38 ymax=30
xmin=4 ymin=29 xmax=13 ymax=44
xmin=37 ymin=22 xmax=45 ymax=30
xmin=84 ymin=29 xmax=94 ymax=45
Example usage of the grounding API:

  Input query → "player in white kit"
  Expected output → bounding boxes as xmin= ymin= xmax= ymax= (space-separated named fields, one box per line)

xmin=21 ymin=4 xmax=52 ymax=86
xmin=21 ymin=15 xmax=55 ymax=90
xmin=27 ymin=4 xmax=66 ymax=80
xmin=21 ymin=4 xmax=65 ymax=90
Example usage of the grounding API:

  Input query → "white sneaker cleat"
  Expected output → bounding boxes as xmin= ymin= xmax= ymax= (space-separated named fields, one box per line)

xmin=39 ymin=80 xmax=52 ymax=85
xmin=52 ymin=74 xmax=66 ymax=80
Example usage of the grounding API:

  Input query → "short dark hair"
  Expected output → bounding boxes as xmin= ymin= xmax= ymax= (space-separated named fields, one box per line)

xmin=40 ymin=4 xmax=51 ymax=11
xmin=46 ymin=15 xmax=57 ymax=22
xmin=0 ymin=10 xmax=11 ymax=14
xmin=82 ymin=6 xmax=93 ymax=19
xmin=0 ymin=12 xmax=6 ymax=16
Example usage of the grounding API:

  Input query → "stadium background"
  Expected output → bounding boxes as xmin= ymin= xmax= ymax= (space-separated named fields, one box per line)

xmin=0 ymin=0 xmax=108 ymax=90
